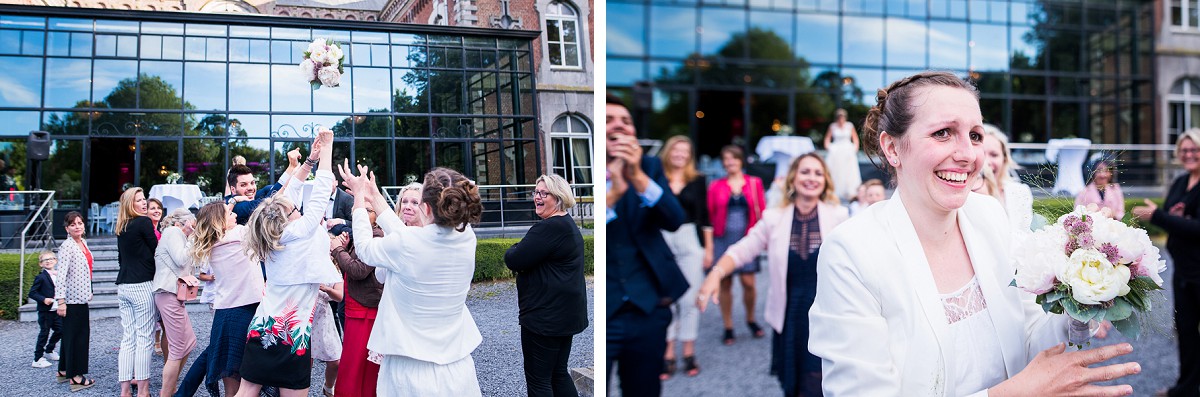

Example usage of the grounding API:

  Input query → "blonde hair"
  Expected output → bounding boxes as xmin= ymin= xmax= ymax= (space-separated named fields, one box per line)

xmin=160 ymin=208 xmax=194 ymax=231
xmin=242 ymin=196 xmax=293 ymax=263
xmin=982 ymin=124 xmax=1020 ymax=187
xmin=1177 ymin=128 xmax=1200 ymax=159
xmin=189 ymin=202 xmax=227 ymax=266
xmin=39 ymin=250 xmax=56 ymax=261
xmin=781 ymin=153 xmax=839 ymax=206
xmin=536 ymin=174 xmax=576 ymax=211
xmin=114 ymin=187 xmax=144 ymax=236
xmin=395 ymin=182 xmax=423 ymax=215
xmin=659 ymin=136 xmax=700 ymax=182
xmin=976 ymin=165 xmax=1002 ymax=200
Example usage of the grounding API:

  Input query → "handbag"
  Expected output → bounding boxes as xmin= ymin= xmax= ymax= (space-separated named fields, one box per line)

xmin=176 ymin=278 xmax=198 ymax=301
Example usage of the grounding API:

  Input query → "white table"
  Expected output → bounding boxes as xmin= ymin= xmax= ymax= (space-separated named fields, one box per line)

xmin=1045 ymin=138 xmax=1091 ymax=196
xmin=755 ymin=136 xmax=816 ymax=178
xmin=149 ymin=184 xmax=204 ymax=215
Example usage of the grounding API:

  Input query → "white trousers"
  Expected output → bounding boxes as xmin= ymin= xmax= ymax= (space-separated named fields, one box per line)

xmin=662 ymin=223 xmax=704 ymax=342
xmin=117 ymin=281 xmax=155 ymax=381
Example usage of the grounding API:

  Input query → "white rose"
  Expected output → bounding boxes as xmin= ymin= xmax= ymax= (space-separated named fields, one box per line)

xmin=328 ymin=44 xmax=344 ymax=63
xmin=1059 ymin=248 xmax=1132 ymax=305
xmin=299 ymin=59 xmax=318 ymax=82
xmin=307 ymin=38 xmax=327 ymax=55
xmin=1012 ymin=228 xmax=1068 ymax=294
xmin=310 ymin=47 xmax=329 ymax=65
xmin=318 ymin=65 xmax=341 ymax=87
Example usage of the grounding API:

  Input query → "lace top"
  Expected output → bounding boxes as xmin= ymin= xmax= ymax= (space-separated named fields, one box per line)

xmin=789 ymin=206 xmax=821 ymax=260
xmin=940 ymin=276 xmax=1006 ymax=395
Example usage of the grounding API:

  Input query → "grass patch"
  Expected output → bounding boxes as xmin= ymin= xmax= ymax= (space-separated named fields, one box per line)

xmin=0 ymin=253 xmax=44 ymax=320
xmin=1032 ymin=197 xmax=1166 ymax=236
xmin=474 ymin=235 xmax=594 ymax=282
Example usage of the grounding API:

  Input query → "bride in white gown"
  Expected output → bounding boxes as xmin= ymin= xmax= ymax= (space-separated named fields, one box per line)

xmin=823 ymin=109 xmax=862 ymax=201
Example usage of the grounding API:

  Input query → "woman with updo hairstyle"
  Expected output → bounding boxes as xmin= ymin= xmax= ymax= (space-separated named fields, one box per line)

xmin=808 ymin=71 xmax=1139 ymax=396
xmin=339 ymin=163 xmax=484 ymax=396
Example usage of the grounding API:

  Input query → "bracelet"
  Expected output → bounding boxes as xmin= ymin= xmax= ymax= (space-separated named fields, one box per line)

xmin=712 ymin=265 xmax=726 ymax=279
xmin=305 ymin=158 xmax=318 ymax=167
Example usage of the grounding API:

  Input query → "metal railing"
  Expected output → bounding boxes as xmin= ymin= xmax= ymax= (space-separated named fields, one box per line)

xmin=381 ymin=183 xmax=594 ymax=227
xmin=15 ymin=191 xmax=57 ymax=308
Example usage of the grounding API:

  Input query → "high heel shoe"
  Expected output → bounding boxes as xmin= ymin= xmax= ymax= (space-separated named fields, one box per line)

xmin=723 ymin=328 xmax=735 ymax=345
xmin=659 ymin=358 xmax=677 ymax=380
xmin=748 ymin=322 xmax=766 ymax=338
xmin=683 ymin=356 xmax=700 ymax=377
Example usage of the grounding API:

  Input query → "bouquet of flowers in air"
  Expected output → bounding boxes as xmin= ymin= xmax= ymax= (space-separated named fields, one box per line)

xmin=1012 ymin=204 xmax=1165 ymax=339
xmin=196 ymin=176 xmax=210 ymax=189
xmin=300 ymin=38 xmax=344 ymax=89
xmin=166 ymin=172 xmax=181 ymax=184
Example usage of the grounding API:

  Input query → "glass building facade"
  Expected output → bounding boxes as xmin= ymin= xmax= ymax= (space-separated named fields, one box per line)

xmin=607 ymin=0 xmax=1154 ymax=162
xmin=0 ymin=5 xmax=540 ymax=225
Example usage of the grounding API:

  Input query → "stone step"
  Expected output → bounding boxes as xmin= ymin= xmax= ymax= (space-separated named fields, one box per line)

xmin=17 ymin=298 xmax=210 ymax=322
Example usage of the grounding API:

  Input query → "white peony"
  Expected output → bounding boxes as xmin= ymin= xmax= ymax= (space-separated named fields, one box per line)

xmin=310 ymin=47 xmax=329 ymax=65
xmin=1090 ymin=216 xmax=1149 ymax=264
xmin=1134 ymin=245 xmax=1166 ymax=286
xmin=299 ymin=59 xmax=318 ymax=82
xmin=1012 ymin=227 xmax=1068 ymax=294
xmin=328 ymin=44 xmax=344 ymax=63
xmin=307 ymin=38 xmax=327 ymax=55
xmin=318 ymin=65 xmax=341 ymax=87
xmin=1059 ymin=248 xmax=1132 ymax=305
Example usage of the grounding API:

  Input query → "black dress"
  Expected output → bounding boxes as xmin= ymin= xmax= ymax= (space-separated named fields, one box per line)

xmin=771 ymin=207 xmax=822 ymax=397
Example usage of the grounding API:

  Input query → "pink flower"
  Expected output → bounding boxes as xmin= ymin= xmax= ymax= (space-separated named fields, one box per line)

xmin=295 ymin=347 xmax=306 ymax=356
xmin=318 ymin=66 xmax=341 ymax=87
xmin=299 ymin=59 xmax=317 ymax=83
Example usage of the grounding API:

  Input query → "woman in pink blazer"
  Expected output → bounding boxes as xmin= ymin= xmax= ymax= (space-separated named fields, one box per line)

xmin=706 ymin=145 xmax=768 ymax=345
xmin=699 ymin=153 xmax=849 ymax=396
xmin=1075 ymin=160 xmax=1124 ymax=219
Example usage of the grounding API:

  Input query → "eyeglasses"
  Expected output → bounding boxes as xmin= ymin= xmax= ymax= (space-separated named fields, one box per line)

xmin=1180 ymin=148 xmax=1200 ymax=156
xmin=39 ymin=258 xmax=55 ymax=263
xmin=288 ymin=206 xmax=299 ymax=217
xmin=532 ymin=190 xmax=552 ymax=199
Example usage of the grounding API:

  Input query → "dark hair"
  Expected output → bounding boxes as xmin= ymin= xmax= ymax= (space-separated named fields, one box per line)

xmin=862 ymin=71 xmax=979 ymax=175
xmin=719 ymin=145 xmax=745 ymax=166
xmin=422 ymin=168 xmax=483 ymax=232
xmin=606 ymin=93 xmax=626 ymax=108
xmin=227 ymin=164 xmax=253 ymax=188
xmin=64 ymin=211 xmax=83 ymax=228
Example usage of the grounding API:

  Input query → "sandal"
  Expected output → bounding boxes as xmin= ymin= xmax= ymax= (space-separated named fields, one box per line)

xmin=683 ymin=356 xmax=700 ymax=377
xmin=69 ymin=376 xmax=95 ymax=392
xmin=748 ymin=322 xmax=766 ymax=338
xmin=659 ymin=358 xmax=677 ymax=381
xmin=723 ymin=328 xmax=735 ymax=345
xmin=56 ymin=371 xmax=68 ymax=383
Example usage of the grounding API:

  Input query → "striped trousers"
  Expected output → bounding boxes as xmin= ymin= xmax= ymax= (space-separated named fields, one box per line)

xmin=117 ymin=281 xmax=156 ymax=382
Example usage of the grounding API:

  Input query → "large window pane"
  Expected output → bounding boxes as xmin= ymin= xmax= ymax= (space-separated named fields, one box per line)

xmin=0 ymin=111 xmax=40 ymax=136
xmin=929 ymin=21 xmax=968 ymax=70
xmin=607 ymin=2 xmax=645 ymax=56
xmin=271 ymin=64 xmax=311 ymax=112
xmin=842 ymin=17 xmax=883 ymax=66
xmin=229 ymin=64 xmax=269 ymax=111
xmin=227 ymin=114 xmax=269 ymax=138
xmin=228 ymin=138 xmax=271 ymax=177
xmin=44 ymin=139 xmax=84 ymax=203
xmin=182 ymin=138 xmax=224 ymax=196
xmin=43 ymin=112 xmax=89 ymax=136
xmin=312 ymin=68 xmax=351 ymax=113
xmin=886 ymin=17 xmax=926 ymax=68
xmin=45 ymin=58 xmax=91 ymax=108
xmin=94 ymin=59 xmax=139 ymax=108
xmin=795 ymin=13 xmax=839 ymax=65
xmin=352 ymin=67 xmax=391 ymax=113
xmin=0 ymin=56 xmax=42 ymax=107
xmin=395 ymin=116 xmax=429 ymax=138
xmin=970 ymin=23 xmax=1008 ymax=71
xmin=429 ymin=70 xmax=465 ymax=114
xmin=354 ymin=139 xmax=390 ymax=184
xmin=138 ymin=139 xmax=178 ymax=187
xmin=139 ymin=61 xmax=183 ymax=109
xmin=393 ymin=68 xmax=426 ymax=113
xmin=649 ymin=5 xmax=696 ymax=58
xmin=185 ymin=62 xmax=227 ymax=111
xmin=701 ymin=8 xmax=744 ymax=56
xmin=394 ymin=139 xmax=430 ymax=185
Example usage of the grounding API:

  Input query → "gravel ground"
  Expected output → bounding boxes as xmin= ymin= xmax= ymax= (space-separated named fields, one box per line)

xmin=651 ymin=254 xmax=1180 ymax=397
xmin=0 ymin=278 xmax=594 ymax=396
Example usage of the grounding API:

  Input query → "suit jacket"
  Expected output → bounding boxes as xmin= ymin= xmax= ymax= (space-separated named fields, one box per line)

xmin=723 ymin=201 xmax=848 ymax=333
xmin=606 ymin=156 xmax=688 ymax=319
xmin=29 ymin=269 xmax=55 ymax=311
xmin=331 ymin=187 xmax=354 ymax=231
xmin=809 ymin=192 xmax=1068 ymax=396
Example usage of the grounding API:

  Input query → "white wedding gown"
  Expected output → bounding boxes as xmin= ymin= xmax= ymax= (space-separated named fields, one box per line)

xmin=825 ymin=122 xmax=862 ymax=201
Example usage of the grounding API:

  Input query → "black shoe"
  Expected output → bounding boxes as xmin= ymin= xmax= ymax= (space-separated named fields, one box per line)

xmin=723 ymin=328 xmax=735 ymax=345
xmin=683 ymin=356 xmax=700 ymax=377
xmin=748 ymin=322 xmax=765 ymax=338
xmin=659 ymin=358 xmax=677 ymax=381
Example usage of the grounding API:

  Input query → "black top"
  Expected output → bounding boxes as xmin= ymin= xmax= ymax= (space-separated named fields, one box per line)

xmin=674 ymin=176 xmax=710 ymax=244
xmin=1152 ymin=174 xmax=1200 ymax=281
xmin=504 ymin=214 xmax=588 ymax=336
xmin=116 ymin=216 xmax=159 ymax=284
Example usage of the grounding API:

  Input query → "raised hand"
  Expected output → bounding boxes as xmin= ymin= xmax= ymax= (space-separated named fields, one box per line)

xmin=1131 ymin=199 xmax=1157 ymax=222
xmin=287 ymin=148 xmax=302 ymax=167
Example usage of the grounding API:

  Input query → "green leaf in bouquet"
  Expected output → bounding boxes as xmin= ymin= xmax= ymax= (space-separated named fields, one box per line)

xmin=1129 ymin=276 xmax=1164 ymax=292
xmin=1043 ymin=290 xmax=1068 ymax=304
xmin=1062 ymin=298 xmax=1100 ymax=322
xmin=311 ymin=81 xmax=322 ymax=91
xmin=1124 ymin=286 xmax=1150 ymax=312
xmin=1111 ymin=314 xmax=1141 ymax=339
xmin=1106 ymin=297 xmax=1133 ymax=321
xmin=1009 ymin=279 xmax=1017 ymax=287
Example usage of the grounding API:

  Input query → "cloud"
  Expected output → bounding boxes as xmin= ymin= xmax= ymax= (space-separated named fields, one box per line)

xmin=0 ymin=74 xmax=40 ymax=107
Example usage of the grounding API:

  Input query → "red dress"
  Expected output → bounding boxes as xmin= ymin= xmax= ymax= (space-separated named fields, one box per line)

xmin=335 ymin=290 xmax=380 ymax=397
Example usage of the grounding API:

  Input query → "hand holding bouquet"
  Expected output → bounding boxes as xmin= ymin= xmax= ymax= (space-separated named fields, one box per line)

xmin=1012 ymin=204 xmax=1165 ymax=340
xmin=300 ymin=38 xmax=344 ymax=89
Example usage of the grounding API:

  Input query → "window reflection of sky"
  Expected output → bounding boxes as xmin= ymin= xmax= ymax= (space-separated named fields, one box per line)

xmin=649 ymin=5 xmax=695 ymax=58
xmin=794 ymin=13 xmax=838 ymax=65
xmin=0 ymin=56 xmax=42 ymax=107
xmin=606 ymin=2 xmax=644 ymax=56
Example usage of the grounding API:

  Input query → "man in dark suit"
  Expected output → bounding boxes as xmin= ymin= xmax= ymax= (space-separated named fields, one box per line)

xmin=606 ymin=94 xmax=688 ymax=396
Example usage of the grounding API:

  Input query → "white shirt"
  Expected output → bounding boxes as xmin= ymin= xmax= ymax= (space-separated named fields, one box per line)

xmin=353 ymin=207 xmax=482 ymax=365
xmin=266 ymin=169 xmax=342 ymax=286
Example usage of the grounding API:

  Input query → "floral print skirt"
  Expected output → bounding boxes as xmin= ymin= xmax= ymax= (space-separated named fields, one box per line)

xmin=240 ymin=282 xmax=318 ymax=390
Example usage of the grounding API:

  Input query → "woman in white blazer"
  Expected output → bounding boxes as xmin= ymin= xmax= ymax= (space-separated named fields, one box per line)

xmin=699 ymin=153 xmax=849 ymax=396
xmin=807 ymin=71 xmax=1141 ymax=396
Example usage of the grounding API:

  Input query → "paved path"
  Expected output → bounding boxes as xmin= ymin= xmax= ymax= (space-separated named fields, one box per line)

xmin=656 ymin=255 xmax=1180 ymax=397
xmin=0 ymin=279 xmax=594 ymax=396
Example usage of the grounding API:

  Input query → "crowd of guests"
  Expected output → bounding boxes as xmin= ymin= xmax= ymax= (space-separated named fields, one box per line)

xmin=30 ymin=127 xmax=591 ymax=397
xmin=608 ymin=70 xmax=1200 ymax=396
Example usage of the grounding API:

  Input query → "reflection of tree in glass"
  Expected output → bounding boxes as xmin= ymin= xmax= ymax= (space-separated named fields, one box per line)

xmin=651 ymin=27 xmax=867 ymax=155
xmin=93 ymin=74 xmax=195 ymax=136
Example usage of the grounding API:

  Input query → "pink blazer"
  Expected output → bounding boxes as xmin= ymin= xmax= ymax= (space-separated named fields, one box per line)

xmin=707 ymin=175 xmax=766 ymax=237
xmin=1075 ymin=183 xmax=1125 ymax=219
xmin=722 ymin=202 xmax=849 ymax=333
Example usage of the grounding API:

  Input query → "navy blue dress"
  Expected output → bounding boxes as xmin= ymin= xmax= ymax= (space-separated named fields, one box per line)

xmin=771 ymin=207 xmax=822 ymax=397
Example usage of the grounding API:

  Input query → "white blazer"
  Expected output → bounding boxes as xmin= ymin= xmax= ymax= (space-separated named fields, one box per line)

xmin=724 ymin=201 xmax=849 ymax=333
xmin=809 ymin=191 xmax=1067 ymax=396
